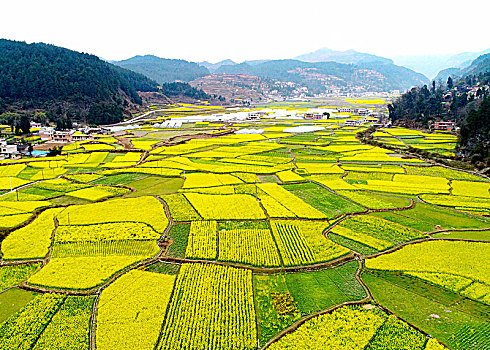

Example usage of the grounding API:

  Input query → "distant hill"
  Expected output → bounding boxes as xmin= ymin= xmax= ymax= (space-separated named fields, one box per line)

xmin=115 ymin=55 xmax=210 ymax=84
xmin=434 ymin=53 xmax=490 ymax=82
xmin=243 ymin=59 xmax=271 ymax=66
xmin=215 ymin=59 xmax=428 ymax=93
xmin=394 ymin=49 xmax=490 ymax=79
xmin=434 ymin=67 xmax=462 ymax=83
xmin=446 ymin=50 xmax=490 ymax=68
xmin=199 ymin=59 xmax=236 ymax=73
xmin=198 ymin=59 xmax=271 ymax=72
xmin=464 ymin=53 xmax=490 ymax=76
xmin=295 ymin=47 xmax=393 ymax=65
xmin=0 ymin=39 xmax=159 ymax=124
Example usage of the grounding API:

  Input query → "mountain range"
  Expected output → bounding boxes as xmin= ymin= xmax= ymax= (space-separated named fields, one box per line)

xmin=394 ymin=49 xmax=490 ymax=79
xmin=114 ymin=49 xmax=430 ymax=100
xmin=2 ymin=39 xmax=489 ymax=121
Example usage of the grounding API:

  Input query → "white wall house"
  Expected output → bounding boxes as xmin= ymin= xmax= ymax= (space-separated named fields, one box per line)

xmin=0 ymin=139 xmax=18 ymax=158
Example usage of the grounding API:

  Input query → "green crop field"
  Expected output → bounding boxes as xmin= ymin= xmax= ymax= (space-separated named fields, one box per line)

xmin=0 ymin=104 xmax=488 ymax=349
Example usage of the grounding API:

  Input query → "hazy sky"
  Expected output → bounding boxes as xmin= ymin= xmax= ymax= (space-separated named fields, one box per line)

xmin=2 ymin=0 xmax=489 ymax=63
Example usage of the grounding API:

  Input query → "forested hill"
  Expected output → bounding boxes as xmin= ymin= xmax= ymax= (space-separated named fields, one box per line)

xmin=114 ymin=55 xmax=210 ymax=84
xmin=0 ymin=39 xmax=158 ymax=108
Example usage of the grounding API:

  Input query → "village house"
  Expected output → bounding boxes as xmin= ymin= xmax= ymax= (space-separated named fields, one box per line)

xmin=39 ymin=127 xmax=55 ymax=141
xmin=71 ymin=131 xmax=93 ymax=142
xmin=434 ymin=121 xmax=455 ymax=131
xmin=354 ymin=108 xmax=371 ymax=116
xmin=303 ymin=113 xmax=323 ymax=120
xmin=52 ymin=130 xmax=74 ymax=143
xmin=0 ymin=139 xmax=18 ymax=158
xmin=79 ymin=127 xmax=111 ymax=135
xmin=247 ymin=112 xmax=264 ymax=120
xmin=337 ymin=107 xmax=352 ymax=113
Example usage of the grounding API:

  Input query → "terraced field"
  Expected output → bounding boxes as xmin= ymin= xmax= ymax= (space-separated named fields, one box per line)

xmin=0 ymin=104 xmax=488 ymax=349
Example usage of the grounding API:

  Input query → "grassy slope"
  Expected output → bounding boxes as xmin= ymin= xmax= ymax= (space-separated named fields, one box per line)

xmin=363 ymin=270 xmax=490 ymax=350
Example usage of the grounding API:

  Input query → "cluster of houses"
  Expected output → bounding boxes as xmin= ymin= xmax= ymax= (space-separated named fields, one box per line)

xmin=0 ymin=124 xmax=112 ymax=160
xmin=38 ymin=126 xmax=110 ymax=143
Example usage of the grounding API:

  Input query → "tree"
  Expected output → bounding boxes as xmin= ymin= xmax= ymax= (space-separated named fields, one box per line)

xmin=431 ymin=80 xmax=436 ymax=94
xmin=47 ymin=146 xmax=63 ymax=156
xmin=87 ymin=102 xmax=124 ymax=125
xmin=447 ymin=76 xmax=453 ymax=89
xmin=0 ymin=112 xmax=20 ymax=132
xmin=18 ymin=115 xmax=30 ymax=134
xmin=55 ymin=117 xmax=72 ymax=131
xmin=32 ymin=111 xmax=48 ymax=125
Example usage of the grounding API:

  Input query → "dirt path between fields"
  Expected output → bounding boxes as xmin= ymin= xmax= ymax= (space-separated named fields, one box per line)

xmin=89 ymin=291 xmax=101 ymax=350
xmin=157 ymin=252 xmax=358 ymax=274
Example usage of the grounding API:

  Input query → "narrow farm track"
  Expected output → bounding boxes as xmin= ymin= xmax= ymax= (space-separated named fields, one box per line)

xmin=43 ymin=216 xmax=59 ymax=266
xmin=89 ymin=291 xmax=101 ymax=350
xmin=0 ymin=258 xmax=44 ymax=267
xmin=356 ymin=260 xmax=374 ymax=301
xmin=114 ymin=135 xmax=134 ymax=150
xmin=428 ymin=226 xmax=490 ymax=235
xmin=154 ymin=196 xmax=174 ymax=255
xmin=322 ymin=198 xmax=416 ymax=239
xmin=157 ymin=252 xmax=358 ymax=274
xmin=0 ymin=179 xmax=45 ymax=198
